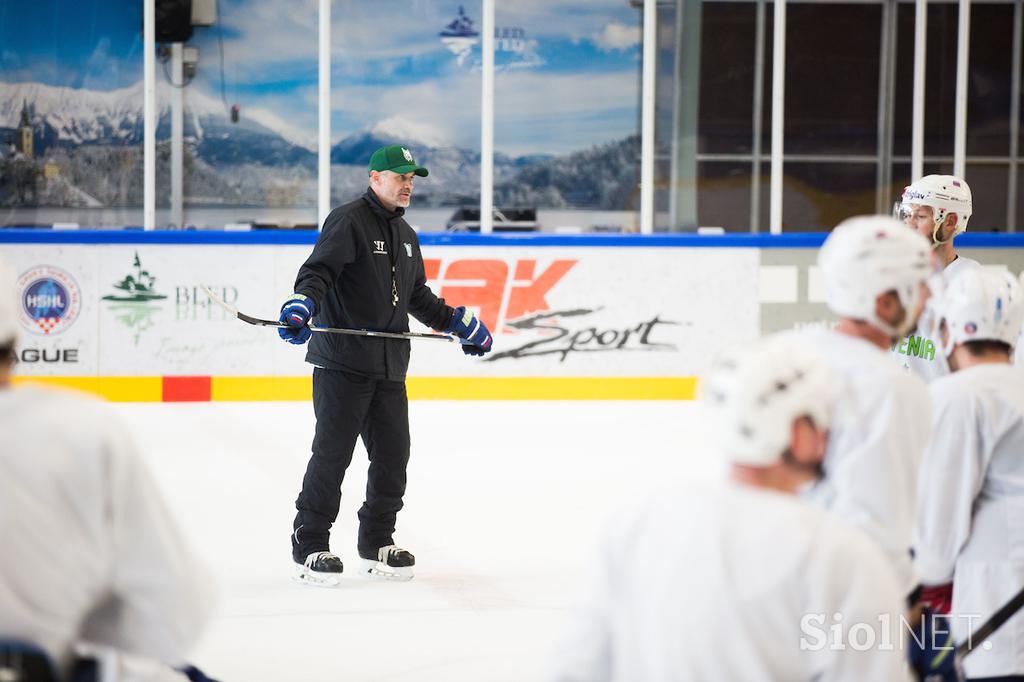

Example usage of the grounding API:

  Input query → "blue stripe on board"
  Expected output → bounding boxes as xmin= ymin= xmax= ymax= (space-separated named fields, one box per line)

xmin=1 ymin=229 xmax=1023 ymax=248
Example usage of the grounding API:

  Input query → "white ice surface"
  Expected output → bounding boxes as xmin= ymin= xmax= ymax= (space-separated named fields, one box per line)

xmin=112 ymin=400 xmax=723 ymax=682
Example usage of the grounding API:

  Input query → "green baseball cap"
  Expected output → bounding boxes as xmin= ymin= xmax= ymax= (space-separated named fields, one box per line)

xmin=368 ymin=145 xmax=429 ymax=177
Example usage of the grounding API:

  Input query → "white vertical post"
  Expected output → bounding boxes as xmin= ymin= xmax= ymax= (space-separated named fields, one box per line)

xmin=769 ymin=0 xmax=786 ymax=234
xmin=912 ymin=0 xmax=927 ymax=181
xmin=143 ymin=0 xmax=156 ymax=230
xmin=953 ymin=0 xmax=970 ymax=180
xmin=171 ymin=43 xmax=184 ymax=230
xmin=480 ymin=0 xmax=495 ymax=234
xmin=318 ymin=0 xmax=331 ymax=229
xmin=640 ymin=0 xmax=656 ymax=234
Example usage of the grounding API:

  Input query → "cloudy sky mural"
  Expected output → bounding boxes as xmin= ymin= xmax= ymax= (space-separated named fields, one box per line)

xmin=1 ymin=0 xmax=642 ymax=156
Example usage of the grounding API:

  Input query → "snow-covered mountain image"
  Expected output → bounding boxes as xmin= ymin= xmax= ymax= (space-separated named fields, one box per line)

xmin=0 ymin=81 xmax=636 ymax=211
xmin=0 ymin=81 xmax=313 ymax=158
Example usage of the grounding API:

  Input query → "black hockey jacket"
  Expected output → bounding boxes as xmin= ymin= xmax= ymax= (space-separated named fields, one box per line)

xmin=293 ymin=188 xmax=454 ymax=381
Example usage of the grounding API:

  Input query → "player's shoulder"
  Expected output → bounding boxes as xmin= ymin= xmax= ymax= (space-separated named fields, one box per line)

xmin=717 ymin=483 xmax=835 ymax=552
xmin=944 ymin=254 xmax=982 ymax=280
xmin=927 ymin=369 xmax=984 ymax=420
xmin=323 ymin=198 xmax=370 ymax=230
xmin=809 ymin=328 xmax=916 ymax=385
xmin=730 ymin=488 xmax=888 ymax=579
xmin=802 ymin=327 xmax=879 ymax=360
xmin=3 ymin=384 xmax=130 ymax=455
xmin=934 ymin=364 xmax=1024 ymax=405
xmin=9 ymin=382 xmax=103 ymax=411
xmin=400 ymin=219 xmax=421 ymax=243
xmin=872 ymin=363 xmax=932 ymax=427
xmin=886 ymin=356 xmax=929 ymax=395
xmin=812 ymin=508 xmax=895 ymax=571
xmin=600 ymin=477 xmax=728 ymax=547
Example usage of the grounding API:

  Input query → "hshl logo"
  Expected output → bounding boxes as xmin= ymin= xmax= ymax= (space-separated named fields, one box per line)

xmin=17 ymin=265 xmax=81 ymax=335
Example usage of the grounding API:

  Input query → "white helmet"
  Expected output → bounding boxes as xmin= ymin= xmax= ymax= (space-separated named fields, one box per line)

xmin=0 ymin=257 xmax=16 ymax=348
xmin=936 ymin=267 xmax=1024 ymax=357
xmin=701 ymin=333 xmax=833 ymax=466
xmin=818 ymin=215 xmax=933 ymax=339
xmin=896 ymin=175 xmax=972 ymax=244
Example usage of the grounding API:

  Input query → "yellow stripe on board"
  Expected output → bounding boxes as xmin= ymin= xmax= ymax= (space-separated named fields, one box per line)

xmin=12 ymin=375 xmax=163 ymax=402
xmin=211 ymin=376 xmax=313 ymax=402
xmin=11 ymin=375 xmax=698 ymax=401
xmin=407 ymin=377 xmax=698 ymax=400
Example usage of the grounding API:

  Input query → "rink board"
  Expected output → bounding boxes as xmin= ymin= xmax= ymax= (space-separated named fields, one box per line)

xmin=2 ymin=233 xmax=753 ymax=400
xmin=3 ymin=231 xmax=1023 ymax=401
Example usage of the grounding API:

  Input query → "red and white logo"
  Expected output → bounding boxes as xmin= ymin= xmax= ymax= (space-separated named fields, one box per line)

xmin=424 ymin=257 xmax=577 ymax=332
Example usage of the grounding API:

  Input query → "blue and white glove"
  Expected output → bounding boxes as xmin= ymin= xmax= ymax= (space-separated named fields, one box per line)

xmin=445 ymin=306 xmax=493 ymax=357
xmin=907 ymin=610 xmax=960 ymax=682
xmin=278 ymin=293 xmax=315 ymax=345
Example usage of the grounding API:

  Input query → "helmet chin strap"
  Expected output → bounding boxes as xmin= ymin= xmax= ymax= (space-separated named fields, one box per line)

xmin=867 ymin=311 xmax=904 ymax=342
xmin=872 ymin=285 xmax=922 ymax=341
xmin=781 ymin=448 xmax=824 ymax=482
xmin=942 ymin=337 xmax=957 ymax=359
xmin=938 ymin=319 xmax=958 ymax=359
xmin=932 ymin=213 xmax=954 ymax=246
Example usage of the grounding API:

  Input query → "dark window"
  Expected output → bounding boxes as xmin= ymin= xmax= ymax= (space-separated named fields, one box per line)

xmin=894 ymin=3 xmax=1013 ymax=158
xmin=697 ymin=162 xmax=753 ymax=232
xmin=895 ymin=161 xmax=1008 ymax=232
xmin=759 ymin=161 xmax=878 ymax=231
xmin=698 ymin=3 xmax=758 ymax=154
xmin=782 ymin=4 xmax=883 ymax=156
xmin=964 ymin=163 xmax=1010 ymax=231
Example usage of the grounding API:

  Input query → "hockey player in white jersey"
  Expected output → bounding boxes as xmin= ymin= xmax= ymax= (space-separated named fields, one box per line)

xmin=804 ymin=216 xmax=933 ymax=596
xmin=1017 ymin=271 xmax=1024 ymax=368
xmin=913 ymin=267 xmax=1024 ymax=680
xmin=550 ymin=334 xmax=911 ymax=682
xmin=0 ymin=257 xmax=216 ymax=681
xmin=893 ymin=175 xmax=980 ymax=381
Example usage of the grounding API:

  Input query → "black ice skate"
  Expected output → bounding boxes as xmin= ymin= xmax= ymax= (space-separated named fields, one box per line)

xmin=359 ymin=545 xmax=415 ymax=581
xmin=294 ymin=551 xmax=344 ymax=587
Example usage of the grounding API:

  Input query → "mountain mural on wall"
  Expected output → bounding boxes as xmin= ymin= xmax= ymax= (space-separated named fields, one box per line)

xmin=0 ymin=81 xmax=637 ymax=210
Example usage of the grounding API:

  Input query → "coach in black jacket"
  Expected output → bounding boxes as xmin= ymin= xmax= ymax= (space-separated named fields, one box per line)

xmin=278 ymin=145 xmax=493 ymax=584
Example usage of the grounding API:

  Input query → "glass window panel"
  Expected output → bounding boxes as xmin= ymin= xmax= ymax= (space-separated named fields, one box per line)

xmin=898 ymin=3 xmax=960 ymax=158
xmin=1016 ymin=164 xmax=1024 ymax=233
xmin=655 ymin=1 xmax=753 ymax=229
xmin=761 ymin=4 xmax=774 ymax=155
xmin=964 ymin=5 xmax=1013 ymax=157
xmin=697 ymin=161 xmax=753 ymax=233
xmin=963 ymin=163 xmax=1009 ymax=232
xmin=896 ymin=4 xmax=1013 ymax=158
xmin=890 ymin=162 xmax=913 ymax=214
xmin=698 ymin=3 xmax=757 ymax=155
xmin=488 ymin=0 xmax=642 ymax=230
xmin=896 ymin=161 xmax=1009 ymax=232
xmin=783 ymin=3 xmax=882 ymax=156
xmin=183 ymin=0 xmax=317 ymax=229
xmin=1 ymin=0 xmax=145 ymax=228
xmin=1019 ymin=8 xmax=1024 ymax=163
xmin=332 ymin=2 xmax=480 ymax=231
xmin=656 ymin=1 xmax=678 ymax=163
xmin=760 ymin=161 xmax=878 ymax=232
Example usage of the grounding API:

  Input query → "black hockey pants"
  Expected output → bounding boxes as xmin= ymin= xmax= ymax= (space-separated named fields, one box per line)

xmin=292 ymin=367 xmax=411 ymax=562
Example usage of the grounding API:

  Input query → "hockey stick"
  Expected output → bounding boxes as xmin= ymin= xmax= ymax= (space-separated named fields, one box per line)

xmin=956 ymin=583 xmax=1024 ymax=660
xmin=200 ymin=285 xmax=457 ymax=342
xmin=916 ymin=583 xmax=1024 ymax=681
